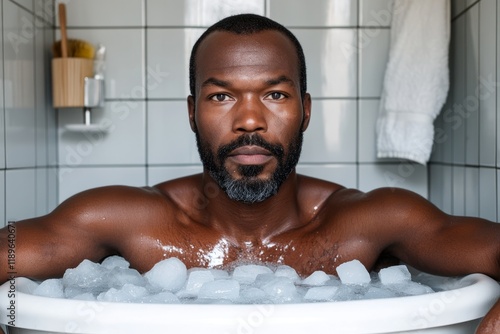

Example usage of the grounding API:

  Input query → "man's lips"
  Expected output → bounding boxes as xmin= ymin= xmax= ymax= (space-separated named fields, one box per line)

xmin=227 ymin=145 xmax=274 ymax=165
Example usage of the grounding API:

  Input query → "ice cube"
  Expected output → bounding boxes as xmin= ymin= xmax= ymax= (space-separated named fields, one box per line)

xmin=333 ymin=284 xmax=366 ymax=301
xmin=101 ymin=255 xmax=130 ymax=269
xmin=274 ymin=265 xmax=301 ymax=283
xmin=364 ymin=286 xmax=397 ymax=299
xmin=254 ymin=273 xmax=277 ymax=288
xmin=232 ymin=264 xmax=273 ymax=284
xmin=260 ymin=277 xmax=299 ymax=303
xmin=303 ymin=286 xmax=339 ymax=301
xmin=389 ymin=281 xmax=434 ymax=296
xmin=108 ymin=267 xmax=146 ymax=288
xmin=62 ymin=259 xmax=110 ymax=292
xmin=301 ymin=271 xmax=330 ymax=286
xmin=33 ymin=278 xmax=65 ymax=298
xmin=378 ymin=265 xmax=411 ymax=285
xmin=239 ymin=287 xmax=269 ymax=304
xmin=185 ymin=270 xmax=215 ymax=294
xmin=336 ymin=260 xmax=371 ymax=285
xmin=210 ymin=269 xmax=230 ymax=280
xmin=64 ymin=286 xmax=86 ymax=299
xmin=97 ymin=283 xmax=149 ymax=303
xmin=144 ymin=257 xmax=187 ymax=292
xmin=198 ymin=279 xmax=240 ymax=301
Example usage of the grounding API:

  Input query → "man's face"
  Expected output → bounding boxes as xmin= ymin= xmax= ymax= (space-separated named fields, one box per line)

xmin=188 ymin=30 xmax=311 ymax=203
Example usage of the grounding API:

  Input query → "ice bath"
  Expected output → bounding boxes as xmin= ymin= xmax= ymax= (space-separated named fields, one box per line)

xmin=1 ymin=257 xmax=499 ymax=334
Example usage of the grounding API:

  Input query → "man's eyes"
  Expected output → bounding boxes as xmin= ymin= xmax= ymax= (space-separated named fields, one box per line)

xmin=265 ymin=92 xmax=287 ymax=100
xmin=210 ymin=93 xmax=231 ymax=102
xmin=209 ymin=92 xmax=287 ymax=102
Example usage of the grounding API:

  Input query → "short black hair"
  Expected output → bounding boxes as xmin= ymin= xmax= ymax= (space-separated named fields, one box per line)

xmin=189 ymin=14 xmax=307 ymax=100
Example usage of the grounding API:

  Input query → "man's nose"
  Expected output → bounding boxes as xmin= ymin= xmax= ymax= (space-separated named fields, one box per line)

xmin=232 ymin=96 xmax=267 ymax=133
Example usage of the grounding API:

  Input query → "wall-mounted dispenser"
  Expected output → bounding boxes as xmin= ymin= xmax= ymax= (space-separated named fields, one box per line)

xmin=52 ymin=3 xmax=106 ymax=133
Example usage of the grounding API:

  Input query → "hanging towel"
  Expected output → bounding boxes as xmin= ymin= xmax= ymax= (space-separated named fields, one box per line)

xmin=376 ymin=0 xmax=450 ymax=165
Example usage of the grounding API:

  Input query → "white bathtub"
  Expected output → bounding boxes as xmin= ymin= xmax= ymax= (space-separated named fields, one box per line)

xmin=1 ymin=274 xmax=499 ymax=334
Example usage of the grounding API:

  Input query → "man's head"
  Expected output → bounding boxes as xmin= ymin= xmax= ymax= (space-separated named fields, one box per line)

xmin=188 ymin=14 xmax=311 ymax=204
xmin=189 ymin=14 xmax=307 ymax=101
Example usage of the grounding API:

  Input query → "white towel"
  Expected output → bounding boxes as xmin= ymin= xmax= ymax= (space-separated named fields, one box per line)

xmin=376 ymin=0 xmax=450 ymax=165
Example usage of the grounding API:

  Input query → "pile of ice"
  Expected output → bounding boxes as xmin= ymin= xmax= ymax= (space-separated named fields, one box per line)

xmin=30 ymin=257 xmax=435 ymax=304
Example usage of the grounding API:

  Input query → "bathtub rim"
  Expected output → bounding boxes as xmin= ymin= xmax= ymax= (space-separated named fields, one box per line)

xmin=0 ymin=273 xmax=499 ymax=334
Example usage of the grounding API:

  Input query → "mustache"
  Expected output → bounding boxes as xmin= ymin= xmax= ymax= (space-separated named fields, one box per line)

xmin=217 ymin=134 xmax=284 ymax=163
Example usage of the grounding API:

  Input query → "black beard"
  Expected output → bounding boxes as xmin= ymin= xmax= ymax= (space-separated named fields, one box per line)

xmin=195 ymin=131 xmax=303 ymax=204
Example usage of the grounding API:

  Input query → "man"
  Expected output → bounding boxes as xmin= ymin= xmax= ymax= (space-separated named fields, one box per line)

xmin=0 ymin=14 xmax=499 ymax=332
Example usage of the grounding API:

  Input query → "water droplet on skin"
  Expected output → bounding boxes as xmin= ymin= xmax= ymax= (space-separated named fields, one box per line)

xmin=198 ymin=239 xmax=230 ymax=268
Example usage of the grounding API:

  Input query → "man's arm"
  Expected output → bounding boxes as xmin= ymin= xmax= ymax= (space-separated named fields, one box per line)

xmin=0 ymin=185 xmax=157 ymax=285
xmin=366 ymin=188 xmax=500 ymax=334
xmin=476 ymin=298 xmax=500 ymax=334
xmin=368 ymin=188 xmax=500 ymax=280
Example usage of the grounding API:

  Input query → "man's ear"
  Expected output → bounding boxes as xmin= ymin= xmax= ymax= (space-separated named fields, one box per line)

xmin=187 ymin=95 xmax=196 ymax=132
xmin=301 ymin=93 xmax=312 ymax=132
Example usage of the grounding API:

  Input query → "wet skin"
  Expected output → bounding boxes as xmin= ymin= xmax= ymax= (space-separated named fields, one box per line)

xmin=0 ymin=30 xmax=499 ymax=333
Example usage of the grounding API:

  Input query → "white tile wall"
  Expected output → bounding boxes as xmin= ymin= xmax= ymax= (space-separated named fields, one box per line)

xmin=441 ymin=165 xmax=454 ymax=214
xmin=146 ymin=28 xmax=203 ymax=99
xmin=452 ymin=15 xmax=466 ymax=165
xmin=497 ymin=0 xmax=500 ymax=169
xmin=57 ymin=0 xmax=145 ymax=27
xmin=148 ymin=0 xmax=265 ymax=26
xmin=36 ymin=168 xmax=48 ymax=216
xmin=58 ymin=101 xmax=146 ymax=166
xmin=429 ymin=0 xmax=500 ymax=220
xmin=11 ymin=0 xmax=33 ymax=11
xmin=1 ymin=0 xmax=56 ymax=222
xmin=4 ymin=0 xmax=36 ymax=168
xmin=268 ymin=0 xmax=357 ymax=27
xmin=358 ymin=163 xmax=427 ymax=198
xmin=479 ymin=167 xmax=496 ymax=221
xmin=497 ymin=170 xmax=500 ymax=220
xmin=465 ymin=6 xmax=479 ymax=166
xmin=359 ymin=28 xmax=390 ymax=97
xmin=452 ymin=0 xmax=467 ymax=18
xmin=464 ymin=167 xmax=479 ymax=216
xmin=147 ymin=101 xmax=199 ymax=165
xmin=292 ymin=28 xmax=357 ymax=98
xmin=59 ymin=167 xmax=146 ymax=202
xmin=35 ymin=1 xmax=55 ymax=24
xmin=0 ymin=2 xmax=3 ymax=170
xmin=0 ymin=171 xmax=4 ymax=226
xmin=6 ymin=169 xmax=36 ymax=221
xmin=429 ymin=167 xmax=444 ymax=210
xmin=35 ymin=15 xmax=48 ymax=167
xmin=452 ymin=166 xmax=465 ymax=216
xmin=148 ymin=166 xmax=203 ymax=186
xmin=60 ymin=29 xmax=146 ymax=99
xmin=358 ymin=99 xmax=379 ymax=162
xmin=300 ymin=99 xmax=356 ymax=163
xmin=478 ymin=0 xmax=496 ymax=167
xmin=359 ymin=0 xmax=394 ymax=27
xmin=297 ymin=164 xmax=357 ymax=189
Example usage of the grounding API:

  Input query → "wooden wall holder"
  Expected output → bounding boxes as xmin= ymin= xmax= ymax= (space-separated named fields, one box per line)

xmin=52 ymin=58 xmax=94 ymax=108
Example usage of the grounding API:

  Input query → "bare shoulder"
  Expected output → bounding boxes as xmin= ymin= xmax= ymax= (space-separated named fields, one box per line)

xmin=53 ymin=184 xmax=172 ymax=223
xmin=0 ymin=185 xmax=177 ymax=282
xmin=316 ymin=186 xmax=449 ymax=240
